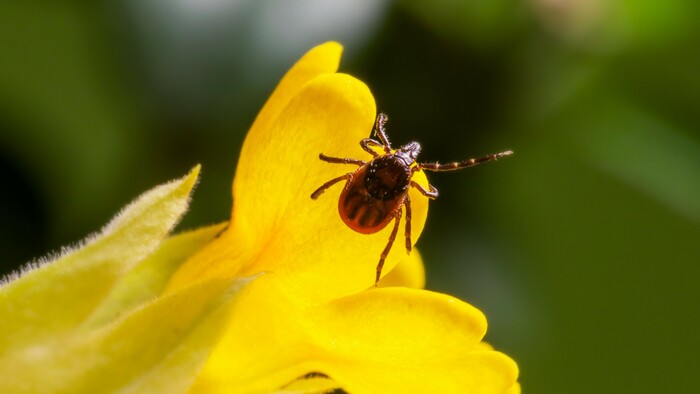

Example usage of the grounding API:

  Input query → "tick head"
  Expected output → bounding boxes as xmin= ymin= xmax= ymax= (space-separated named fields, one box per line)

xmin=396 ymin=141 xmax=421 ymax=166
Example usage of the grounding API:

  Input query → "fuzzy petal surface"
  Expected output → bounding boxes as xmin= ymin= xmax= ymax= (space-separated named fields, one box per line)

xmin=0 ymin=275 xmax=252 ymax=393
xmin=0 ymin=168 xmax=257 ymax=393
xmin=82 ymin=223 xmax=227 ymax=330
xmin=0 ymin=166 xmax=200 ymax=351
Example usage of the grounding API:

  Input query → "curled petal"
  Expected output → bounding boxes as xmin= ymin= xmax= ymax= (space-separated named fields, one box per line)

xmin=169 ymin=71 xmax=431 ymax=303
xmin=312 ymin=288 xmax=519 ymax=394
xmin=245 ymin=41 xmax=343 ymax=155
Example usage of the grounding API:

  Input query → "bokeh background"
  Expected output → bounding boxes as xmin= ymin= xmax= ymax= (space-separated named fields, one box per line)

xmin=2 ymin=1 xmax=699 ymax=392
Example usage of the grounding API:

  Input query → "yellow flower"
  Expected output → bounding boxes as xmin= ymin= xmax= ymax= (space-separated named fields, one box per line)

xmin=167 ymin=42 xmax=519 ymax=393
xmin=0 ymin=42 xmax=519 ymax=394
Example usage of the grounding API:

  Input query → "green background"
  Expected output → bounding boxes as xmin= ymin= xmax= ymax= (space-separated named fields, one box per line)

xmin=2 ymin=1 xmax=699 ymax=392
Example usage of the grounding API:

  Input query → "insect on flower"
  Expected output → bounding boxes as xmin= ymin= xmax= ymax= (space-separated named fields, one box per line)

xmin=311 ymin=113 xmax=513 ymax=285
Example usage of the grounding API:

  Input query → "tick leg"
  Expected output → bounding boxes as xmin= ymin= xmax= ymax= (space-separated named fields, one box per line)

xmin=410 ymin=180 xmax=439 ymax=199
xmin=375 ymin=208 xmax=402 ymax=285
xmin=360 ymin=138 xmax=383 ymax=157
xmin=404 ymin=195 xmax=412 ymax=254
xmin=319 ymin=153 xmax=365 ymax=166
xmin=311 ymin=173 xmax=352 ymax=199
xmin=373 ymin=113 xmax=392 ymax=152
xmin=418 ymin=150 xmax=513 ymax=171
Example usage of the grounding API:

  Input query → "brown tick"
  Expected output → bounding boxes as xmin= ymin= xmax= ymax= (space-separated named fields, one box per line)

xmin=311 ymin=113 xmax=512 ymax=285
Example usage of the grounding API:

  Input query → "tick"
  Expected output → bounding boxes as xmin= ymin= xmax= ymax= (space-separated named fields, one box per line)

xmin=311 ymin=113 xmax=512 ymax=285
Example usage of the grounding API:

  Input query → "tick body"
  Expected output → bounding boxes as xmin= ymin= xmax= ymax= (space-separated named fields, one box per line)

xmin=339 ymin=154 xmax=411 ymax=234
xmin=311 ymin=113 xmax=512 ymax=285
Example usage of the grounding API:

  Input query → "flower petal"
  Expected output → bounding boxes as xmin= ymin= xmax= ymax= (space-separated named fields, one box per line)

xmin=376 ymin=248 xmax=426 ymax=289
xmin=244 ymin=41 xmax=343 ymax=157
xmin=82 ymin=223 xmax=227 ymax=330
xmin=311 ymin=288 xmax=519 ymax=394
xmin=192 ymin=274 xmax=328 ymax=393
xmin=169 ymin=72 xmax=431 ymax=302
xmin=192 ymin=286 xmax=516 ymax=393
xmin=107 ymin=277 xmax=254 ymax=394
xmin=273 ymin=374 xmax=341 ymax=394
xmin=0 ymin=166 xmax=199 ymax=351
xmin=0 ymin=272 xmax=254 ymax=393
xmin=506 ymin=382 xmax=522 ymax=394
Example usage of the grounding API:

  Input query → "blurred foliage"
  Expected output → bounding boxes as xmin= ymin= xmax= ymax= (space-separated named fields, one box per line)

xmin=1 ymin=1 xmax=699 ymax=393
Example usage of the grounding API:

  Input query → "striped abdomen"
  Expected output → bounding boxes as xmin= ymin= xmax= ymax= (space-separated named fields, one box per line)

xmin=338 ymin=159 xmax=408 ymax=234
